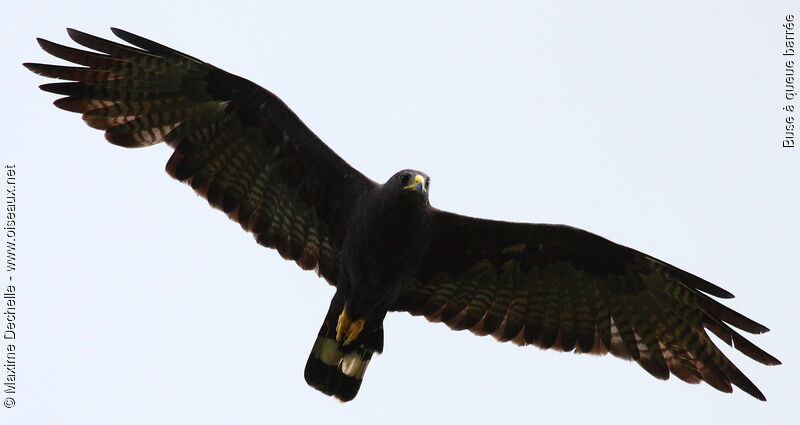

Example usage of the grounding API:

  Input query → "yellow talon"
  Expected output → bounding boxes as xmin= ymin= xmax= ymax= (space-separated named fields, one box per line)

xmin=344 ymin=318 xmax=364 ymax=346
xmin=336 ymin=309 xmax=351 ymax=343
xmin=335 ymin=306 xmax=365 ymax=346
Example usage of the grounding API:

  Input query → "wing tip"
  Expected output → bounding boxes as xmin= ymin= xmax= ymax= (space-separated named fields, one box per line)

xmin=66 ymin=28 xmax=96 ymax=46
xmin=35 ymin=37 xmax=63 ymax=52
xmin=34 ymin=37 xmax=51 ymax=50
xmin=744 ymin=385 xmax=768 ymax=402
xmin=109 ymin=27 xmax=130 ymax=42
xmin=38 ymin=82 xmax=65 ymax=94
xmin=109 ymin=27 xmax=141 ymax=45
xmin=714 ymin=288 xmax=735 ymax=299
xmin=66 ymin=27 xmax=85 ymax=39
xmin=744 ymin=321 xmax=771 ymax=335
xmin=692 ymin=277 xmax=735 ymax=299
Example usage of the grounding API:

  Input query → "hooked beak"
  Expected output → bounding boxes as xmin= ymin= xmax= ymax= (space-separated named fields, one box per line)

xmin=403 ymin=174 xmax=426 ymax=193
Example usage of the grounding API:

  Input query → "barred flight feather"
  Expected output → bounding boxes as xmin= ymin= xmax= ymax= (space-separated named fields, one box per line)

xmin=393 ymin=211 xmax=779 ymax=401
xmin=26 ymin=28 xmax=375 ymax=288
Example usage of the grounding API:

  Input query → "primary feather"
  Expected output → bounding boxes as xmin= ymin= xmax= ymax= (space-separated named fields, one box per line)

xmin=26 ymin=28 xmax=374 ymax=285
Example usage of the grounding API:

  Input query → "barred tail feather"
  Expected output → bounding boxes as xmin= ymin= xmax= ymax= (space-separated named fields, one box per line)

xmin=304 ymin=312 xmax=382 ymax=402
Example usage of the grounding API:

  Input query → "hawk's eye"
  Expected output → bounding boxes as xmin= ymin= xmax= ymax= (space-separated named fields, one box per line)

xmin=400 ymin=174 xmax=410 ymax=185
xmin=425 ymin=178 xmax=430 ymax=188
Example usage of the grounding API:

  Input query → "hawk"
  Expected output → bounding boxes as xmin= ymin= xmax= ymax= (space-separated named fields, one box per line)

xmin=25 ymin=28 xmax=780 ymax=402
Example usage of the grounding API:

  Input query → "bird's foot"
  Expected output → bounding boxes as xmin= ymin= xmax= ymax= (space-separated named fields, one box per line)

xmin=336 ymin=307 xmax=365 ymax=346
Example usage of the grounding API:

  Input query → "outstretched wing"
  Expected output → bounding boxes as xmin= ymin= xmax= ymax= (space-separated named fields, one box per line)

xmin=393 ymin=210 xmax=780 ymax=400
xmin=25 ymin=28 xmax=375 ymax=285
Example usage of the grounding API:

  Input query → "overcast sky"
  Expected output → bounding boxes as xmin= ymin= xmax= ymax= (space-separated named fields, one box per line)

xmin=2 ymin=1 xmax=797 ymax=424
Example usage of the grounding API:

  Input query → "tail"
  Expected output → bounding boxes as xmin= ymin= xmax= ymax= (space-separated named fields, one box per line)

xmin=304 ymin=301 xmax=383 ymax=402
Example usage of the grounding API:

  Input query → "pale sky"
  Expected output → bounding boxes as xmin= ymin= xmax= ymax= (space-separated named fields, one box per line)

xmin=2 ymin=1 xmax=797 ymax=424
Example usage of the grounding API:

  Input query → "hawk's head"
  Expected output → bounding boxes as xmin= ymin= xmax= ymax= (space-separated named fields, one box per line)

xmin=387 ymin=169 xmax=430 ymax=196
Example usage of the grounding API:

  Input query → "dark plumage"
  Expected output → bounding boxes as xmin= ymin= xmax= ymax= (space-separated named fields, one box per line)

xmin=305 ymin=169 xmax=432 ymax=400
xmin=25 ymin=28 xmax=780 ymax=402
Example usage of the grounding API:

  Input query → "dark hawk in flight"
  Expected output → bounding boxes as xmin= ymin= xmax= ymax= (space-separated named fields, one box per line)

xmin=25 ymin=28 xmax=780 ymax=402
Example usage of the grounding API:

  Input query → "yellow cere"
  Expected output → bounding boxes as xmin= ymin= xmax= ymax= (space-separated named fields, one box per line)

xmin=404 ymin=174 xmax=426 ymax=192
